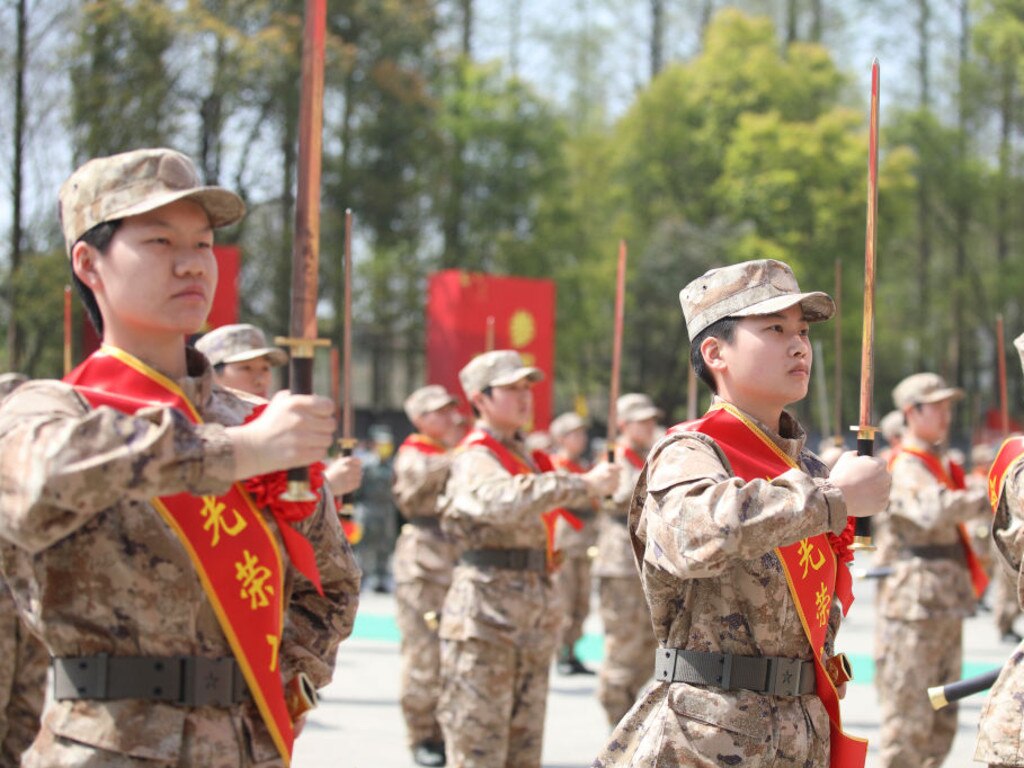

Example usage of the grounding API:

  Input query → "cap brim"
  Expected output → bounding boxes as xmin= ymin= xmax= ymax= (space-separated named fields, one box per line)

xmin=420 ymin=394 xmax=459 ymax=413
xmin=222 ymin=347 xmax=288 ymax=366
xmin=731 ymin=291 xmax=836 ymax=323
xmin=915 ymin=387 xmax=965 ymax=405
xmin=110 ymin=186 xmax=245 ymax=230
xmin=491 ymin=367 xmax=545 ymax=387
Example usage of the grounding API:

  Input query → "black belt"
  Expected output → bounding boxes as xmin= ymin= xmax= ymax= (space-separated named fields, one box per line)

xmin=655 ymin=649 xmax=816 ymax=696
xmin=460 ymin=548 xmax=547 ymax=573
xmin=53 ymin=655 xmax=249 ymax=707
xmin=405 ymin=516 xmax=442 ymax=530
xmin=568 ymin=509 xmax=596 ymax=521
xmin=902 ymin=544 xmax=964 ymax=561
xmin=608 ymin=514 xmax=629 ymax=526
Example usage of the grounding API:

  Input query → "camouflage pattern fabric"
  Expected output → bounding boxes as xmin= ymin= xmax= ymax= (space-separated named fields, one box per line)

xmin=593 ymin=404 xmax=849 ymax=767
xmin=392 ymin=442 xmax=457 ymax=747
xmin=872 ymin=436 xmax=988 ymax=768
xmin=0 ymin=349 xmax=361 ymax=767
xmin=994 ymin=563 xmax=1022 ymax=636
xmin=976 ymin=457 xmax=1024 ymax=765
xmin=439 ymin=425 xmax=592 ymax=767
xmin=875 ymin=616 xmax=961 ymax=768
xmin=354 ymin=455 xmax=398 ymax=587
xmin=596 ymin=448 xmax=656 ymax=726
xmin=0 ymin=580 xmax=46 ymax=765
xmin=552 ymin=545 xmax=594 ymax=654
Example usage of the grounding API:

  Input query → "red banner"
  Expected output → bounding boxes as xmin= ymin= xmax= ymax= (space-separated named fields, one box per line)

xmin=426 ymin=270 xmax=556 ymax=429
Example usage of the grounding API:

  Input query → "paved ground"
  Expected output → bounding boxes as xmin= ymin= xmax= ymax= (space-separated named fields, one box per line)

xmin=294 ymin=550 xmax=1015 ymax=767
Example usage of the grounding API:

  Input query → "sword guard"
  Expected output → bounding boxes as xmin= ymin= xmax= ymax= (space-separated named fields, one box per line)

xmin=281 ymin=479 xmax=317 ymax=502
xmin=274 ymin=336 xmax=331 ymax=359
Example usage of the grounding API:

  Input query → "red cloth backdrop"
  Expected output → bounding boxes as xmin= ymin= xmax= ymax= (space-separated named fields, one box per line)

xmin=80 ymin=244 xmax=241 ymax=358
xmin=426 ymin=270 xmax=556 ymax=430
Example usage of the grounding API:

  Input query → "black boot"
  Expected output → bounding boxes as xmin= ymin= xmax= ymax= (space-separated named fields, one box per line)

xmin=412 ymin=740 xmax=446 ymax=767
xmin=556 ymin=647 xmax=595 ymax=676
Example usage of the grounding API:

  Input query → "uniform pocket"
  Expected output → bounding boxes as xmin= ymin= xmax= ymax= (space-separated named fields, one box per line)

xmin=665 ymin=684 xmax=772 ymax=764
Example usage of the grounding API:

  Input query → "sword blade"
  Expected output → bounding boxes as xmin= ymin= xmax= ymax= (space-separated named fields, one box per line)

xmin=606 ymin=239 xmax=627 ymax=457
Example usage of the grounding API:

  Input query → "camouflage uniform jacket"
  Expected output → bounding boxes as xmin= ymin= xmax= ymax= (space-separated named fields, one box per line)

xmin=598 ymin=406 xmax=849 ymax=763
xmin=593 ymin=446 xmax=645 ymax=579
xmin=874 ymin=435 xmax=987 ymax=621
xmin=392 ymin=440 xmax=457 ymax=587
xmin=0 ymin=350 xmax=360 ymax=763
xmin=439 ymin=424 xmax=593 ymax=647
xmin=976 ymin=457 xmax=1024 ymax=763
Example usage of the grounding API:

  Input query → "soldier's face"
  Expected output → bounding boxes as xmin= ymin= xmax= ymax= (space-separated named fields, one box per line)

xmin=906 ymin=399 xmax=953 ymax=444
xmin=713 ymin=305 xmax=812 ymax=408
xmin=559 ymin=427 xmax=588 ymax=458
xmin=621 ymin=417 xmax=657 ymax=451
xmin=217 ymin=356 xmax=274 ymax=398
xmin=418 ymin=403 xmax=460 ymax=445
xmin=76 ymin=199 xmax=217 ymax=343
xmin=478 ymin=379 xmax=533 ymax=432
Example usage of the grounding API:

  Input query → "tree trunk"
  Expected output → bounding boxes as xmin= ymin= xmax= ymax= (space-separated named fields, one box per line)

xmin=785 ymin=0 xmax=798 ymax=45
xmin=810 ymin=0 xmax=823 ymax=42
xmin=442 ymin=0 xmax=473 ymax=268
xmin=651 ymin=0 xmax=664 ymax=78
xmin=8 ymin=0 xmax=27 ymax=371
xmin=951 ymin=0 xmax=970 ymax=428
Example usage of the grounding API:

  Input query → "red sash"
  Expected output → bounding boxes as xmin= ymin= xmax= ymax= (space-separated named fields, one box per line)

xmin=459 ymin=429 xmax=583 ymax=566
xmin=672 ymin=403 xmax=867 ymax=768
xmin=619 ymin=445 xmax=645 ymax=470
xmin=551 ymin=454 xmax=587 ymax=474
xmin=400 ymin=433 xmax=447 ymax=456
xmin=893 ymin=447 xmax=990 ymax=598
xmin=64 ymin=347 xmax=305 ymax=764
xmin=988 ymin=437 xmax=1024 ymax=512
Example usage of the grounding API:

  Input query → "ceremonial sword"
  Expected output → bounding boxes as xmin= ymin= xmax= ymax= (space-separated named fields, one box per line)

xmin=606 ymin=240 xmax=627 ymax=466
xmin=337 ymin=209 xmax=356 ymax=514
xmin=276 ymin=0 xmax=330 ymax=501
xmin=851 ymin=59 xmax=880 ymax=551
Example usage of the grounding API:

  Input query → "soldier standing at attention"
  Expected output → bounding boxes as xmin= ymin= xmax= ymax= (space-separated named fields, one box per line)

xmin=0 ymin=373 xmax=47 ymax=766
xmin=975 ymin=332 xmax=1024 ymax=767
xmin=439 ymin=350 xmax=620 ymax=768
xmin=0 ymin=148 xmax=361 ymax=766
xmin=873 ymin=373 xmax=990 ymax=768
xmin=196 ymin=323 xmax=363 ymax=498
xmin=392 ymin=385 xmax=462 ymax=767
xmin=594 ymin=393 xmax=661 ymax=726
xmin=549 ymin=411 xmax=599 ymax=677
xmin=593 ymin=259 xmax=890 ymax=767
xmin=355 ymin=427 xmax=399 ymax=592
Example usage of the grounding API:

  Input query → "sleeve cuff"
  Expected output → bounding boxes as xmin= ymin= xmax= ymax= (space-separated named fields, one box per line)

xmin=821 ymin=480 xmax=849 ymax=535
xmin=191 ymin=423 xmax=236 ymax=495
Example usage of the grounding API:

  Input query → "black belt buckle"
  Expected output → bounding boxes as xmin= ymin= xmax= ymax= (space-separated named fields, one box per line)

xmin=182 ymin=657 xmax=238 ymax=708
xmin=54 ymin=654 xmax=109 ymax=700
xmin=767 ymin=657 xmax=804 ymax=697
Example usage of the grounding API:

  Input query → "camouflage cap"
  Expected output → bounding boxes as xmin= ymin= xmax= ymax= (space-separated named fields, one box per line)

xmin=617 ymin=393 xmax=663 ymax=423
xmin=879 ymin=409 xmax=905 ymax=442
xmin=404 ymin=384 xmax=458 ymax=421
xmin=679 ymin=259 xmax=835 ymax=341
xmin=194 ymin=324 xmax=287 ymax=367
xmin=458 ymin=350 xmax=543 ymax=396
xmin=0 ymin=372 xmax=28 ymax=400
xmin=549 ymin=412 xmax=588 ymax=440
xmin=59 ymin=148 xmax=245 ymax=256
xmin=892 ymin=372 xmax=964 ymax=410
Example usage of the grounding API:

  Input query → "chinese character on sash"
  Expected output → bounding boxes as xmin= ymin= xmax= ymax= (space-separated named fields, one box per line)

xmin=797 ymin=538 xmax=825 ymax=579
xmin=200 ymin=496 xmax=248 ymax=547
xmin=815 ymin=582 xmax=830 ymax=627
xmin=236 ymin=549 xmax=275 ymax=609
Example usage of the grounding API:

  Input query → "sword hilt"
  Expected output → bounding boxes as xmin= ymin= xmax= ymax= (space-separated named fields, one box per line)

xmin=276 ymin=336 xmax=330 ymax=502
xmin=850 ymin=425 xmax=878 ymax=551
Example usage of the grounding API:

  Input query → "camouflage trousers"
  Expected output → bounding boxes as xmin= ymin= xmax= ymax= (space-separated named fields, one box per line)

xmin=975 ymin=645 xmax=1024 ymax=765
xmin=22 ymin=705 xmax=285 ymax=768
xmin=994 ymin=566 xmax=1021 ymax=636
xmin=553 ymin=551 xmax=592 ymax=652
xmin=597 ymin=576 xmax=657 ymax=727
xmin=875 ymin=615 xmax=962 ymax=768
xmin=438 ymin=636 xmax=555 ymax=768
xmin=395 ymin=578 xmax=448 ymax=747
xmin=0 ymin=581 xmax=46 ymax=766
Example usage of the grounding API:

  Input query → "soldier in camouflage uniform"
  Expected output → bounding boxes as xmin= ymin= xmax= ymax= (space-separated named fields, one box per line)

xmin=975 ymin=332 xmax=1024 ymax=767
xmin=197 ymin=324 xmax=363 ymax=498
xmin=872 ymin=372 xmax=989 ymax=768
xmin=0 ymin=373 xmax=48 ymax=766
xmin=548 ymin=412 xmax=598 ymax=676
xmin=595 ymin=393 xmax=661 ymax=725
xmin=593 ymin=259 xmax=890 ymax=767
xmin=438 ymin=350 xmax=620 ymax=768
xmin=0 ymin=148 xmax=361 ymax=767
xmin=392 ymin=385 xmax=461 ymax=767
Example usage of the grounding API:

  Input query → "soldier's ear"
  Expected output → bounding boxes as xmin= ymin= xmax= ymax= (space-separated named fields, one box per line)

xmin=71 ymin=241 xmax=101 ymax=290
xmin=700 ymin=336 xmax=727 ymax=374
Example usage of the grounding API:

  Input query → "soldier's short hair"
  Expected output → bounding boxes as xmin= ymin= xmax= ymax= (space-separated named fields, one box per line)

xmin=71 ymin=219 xmax=123 ymax=336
